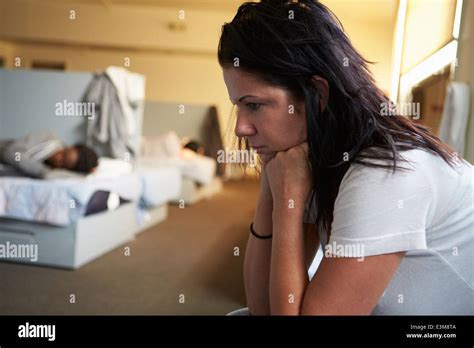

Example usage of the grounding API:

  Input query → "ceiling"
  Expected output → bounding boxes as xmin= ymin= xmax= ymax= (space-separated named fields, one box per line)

xmin=43 ymin=0 xmax=398 ymax=21
xmin=110 ymin=0 xmax=246 ymax=12
xmin=44 ymin=0 xmax=245 ymax=12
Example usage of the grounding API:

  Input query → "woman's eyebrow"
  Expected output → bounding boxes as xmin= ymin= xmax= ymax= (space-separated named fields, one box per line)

xmin=231 ymin=95 xmax=271 ymax=104
xmin=238 ymin=95 xmax=258 ymax=102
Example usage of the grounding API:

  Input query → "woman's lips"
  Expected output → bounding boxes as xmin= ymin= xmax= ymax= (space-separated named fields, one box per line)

xmin=250 ymin=146 xmax=265 ymax=153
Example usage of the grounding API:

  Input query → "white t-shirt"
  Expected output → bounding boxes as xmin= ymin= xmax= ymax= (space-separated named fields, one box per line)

xmin=305 ymin=148 xmax=474 ymax=314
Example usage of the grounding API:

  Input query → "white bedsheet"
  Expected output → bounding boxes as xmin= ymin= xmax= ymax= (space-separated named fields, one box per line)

xmin=137 ymin=166 xmax=181 ymax=207
xmin=0 ymin=173 xmax=142 ymax=226
xmin=0 ymin=158 xmax=185 ymax=226
xmin=138 ymin=155 xmax=216 ymax=186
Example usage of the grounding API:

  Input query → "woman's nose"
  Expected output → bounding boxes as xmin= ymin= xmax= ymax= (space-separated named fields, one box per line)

xmin=234 ymin=113 xmax=256 ymax=138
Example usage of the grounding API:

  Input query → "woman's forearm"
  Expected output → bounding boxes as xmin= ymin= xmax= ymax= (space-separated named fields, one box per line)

xmin=243 ymin=172 xmax=273 ymax=315
xmin=269 ymin=202 xmax=308 ymax=315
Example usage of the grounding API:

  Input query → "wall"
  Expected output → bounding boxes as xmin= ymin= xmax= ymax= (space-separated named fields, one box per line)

xmin=0 ymin=69 xmax=92 ymax=142
xmin=0 ymin=0 xmax=236 ymax=143
xmin=4 ymin=42 xmax=234 ymax=140
xmin=323 ymin=0 xmax=397 ymax=95
xmin=0 ymin=0 xmax=397 ymax=144
xmin=455 ymin=0 xmax=474 ymax=163
xmin=402 ymin=0 xmax=457 ymax=74
xmin=342 ymin=18 xmax=395 ymax=95
xmin=0 ymin=69 xmax=3 ymax=132
xmin=0 ymin=40 xmax=12 ymax=66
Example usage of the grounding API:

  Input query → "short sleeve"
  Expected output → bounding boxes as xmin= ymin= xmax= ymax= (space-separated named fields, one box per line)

xmin=328 ymin=160 xmax=432 ymax=257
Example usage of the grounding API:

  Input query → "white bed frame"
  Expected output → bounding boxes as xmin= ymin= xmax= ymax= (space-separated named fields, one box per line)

xmin=136 ymin=204 xmax=169 ymax=234
xmin=172 ymin=177 xmax=223 ymax=205
xmin=0 ymin=202 xmax=169 ymax=269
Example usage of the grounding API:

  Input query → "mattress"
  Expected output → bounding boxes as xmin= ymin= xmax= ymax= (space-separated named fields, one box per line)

xmin=0 ymin=173 xmax=142 ymax=226
xmin=175 ymin=176 xmax=223 ymax=205
xmin=0 ymin=156 xmax=182 ymax=226
xmin=137 ymin=166 xmax=181 ymax=207
xmin=138 ymin=155 xmax=216 ymax=185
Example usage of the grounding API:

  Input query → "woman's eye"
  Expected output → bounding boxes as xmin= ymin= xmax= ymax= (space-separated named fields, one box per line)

xmin=247 ymin=103 xmax=262 ymax=111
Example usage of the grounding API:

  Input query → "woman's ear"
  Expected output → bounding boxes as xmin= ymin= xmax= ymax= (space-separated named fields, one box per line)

xmin=310 ymin=76 xmax=329 ymax=112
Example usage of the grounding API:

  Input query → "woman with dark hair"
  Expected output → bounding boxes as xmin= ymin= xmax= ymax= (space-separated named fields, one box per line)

xmin=219 ymin=0 xmax=473 ymax=315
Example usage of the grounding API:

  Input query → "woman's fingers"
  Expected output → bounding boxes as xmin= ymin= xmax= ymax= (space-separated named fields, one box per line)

xmin=299 ymin=142 xmax=309 ymax=155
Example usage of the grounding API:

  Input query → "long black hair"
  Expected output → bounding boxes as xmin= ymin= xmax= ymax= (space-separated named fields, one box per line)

xmin=218 ymin=0 xmax=459 ymax=237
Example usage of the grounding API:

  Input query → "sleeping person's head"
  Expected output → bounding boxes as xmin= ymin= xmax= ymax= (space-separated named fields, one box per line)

xmin=183 ymin=140 xmax=205 ymax=155
xmin=46 ymin=144 xmax=98 ymax=173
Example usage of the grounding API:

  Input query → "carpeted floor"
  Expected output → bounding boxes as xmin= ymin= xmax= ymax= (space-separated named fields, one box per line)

xmin=0 ymin=179 xmax=259 ymax=315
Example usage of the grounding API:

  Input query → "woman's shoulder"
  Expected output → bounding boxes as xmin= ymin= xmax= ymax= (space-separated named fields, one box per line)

xmin=348 ymin=146 xmax=472 ymax=182
xmin=339 ymin=147 xmax=473 ymax=219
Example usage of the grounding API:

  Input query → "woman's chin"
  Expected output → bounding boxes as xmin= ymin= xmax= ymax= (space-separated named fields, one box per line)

xmin=259 ymin=152 xmax=276 ymax=164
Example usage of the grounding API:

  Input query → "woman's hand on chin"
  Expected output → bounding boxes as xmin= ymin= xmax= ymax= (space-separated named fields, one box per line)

xmin=265 ymin=142 xmax=312 ymax=207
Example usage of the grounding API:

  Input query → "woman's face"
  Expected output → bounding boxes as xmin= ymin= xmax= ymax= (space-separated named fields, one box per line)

xmin=223 ymin=67 xmax=307 ymax=162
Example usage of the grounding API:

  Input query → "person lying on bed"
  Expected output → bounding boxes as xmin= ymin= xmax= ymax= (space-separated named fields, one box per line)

xmin=0 ymin=130 xmax=98 ymax=178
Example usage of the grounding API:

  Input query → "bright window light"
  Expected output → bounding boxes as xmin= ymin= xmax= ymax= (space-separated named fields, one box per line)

xmin=453 ymin=0 xmax=463 ymax=39
xmin=390 ymin=0 xmax=408 ymax=102
xmin=399 ymin=40 xmax=458 ymax=102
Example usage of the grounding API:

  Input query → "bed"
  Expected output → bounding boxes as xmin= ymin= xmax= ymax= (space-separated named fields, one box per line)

xmin=0 ymin=170 xmax=139 ymax=269
xmin=0 ymin=202 xmax=137 ymax=269
xmin=0 ymin=68 xmax=185 ymax=269
xmin=141 ymin=101 xmax=225 ymax=204
xmin=0 ymin=69 xmax=219 ymax=269
xmin=0 ymin=160 xmax=181 ymax=268
xmin=136 ymin=165 xmax=181 ymax=232
xmin=138 ymin=154 xmax=221 ymax=205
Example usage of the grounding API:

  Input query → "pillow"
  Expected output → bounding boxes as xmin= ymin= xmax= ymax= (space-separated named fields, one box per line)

xmin=44 ymin=169 xmax=86 ymax=180
xmin=140 ymin=131 xmax=181 ymax=159
xmin=88 ymin=157 xmax=133 ymax=178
